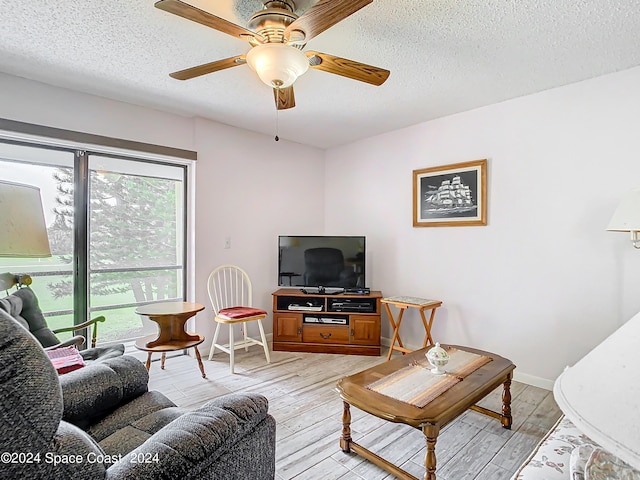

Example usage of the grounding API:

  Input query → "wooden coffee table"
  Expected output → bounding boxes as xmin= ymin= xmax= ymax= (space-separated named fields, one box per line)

xmin=336 ymin=345 xmax=515 ymax=480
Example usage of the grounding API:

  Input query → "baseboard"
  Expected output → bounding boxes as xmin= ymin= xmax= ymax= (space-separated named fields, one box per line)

xmin=381 ymin=336 xmax=555 ymax=391
xmin=512 ymin=372 xmax=554 ymax=391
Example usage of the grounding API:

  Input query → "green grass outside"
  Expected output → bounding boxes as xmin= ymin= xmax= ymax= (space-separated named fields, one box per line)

xmin=29 ymin=284 xmax=147 ymax=343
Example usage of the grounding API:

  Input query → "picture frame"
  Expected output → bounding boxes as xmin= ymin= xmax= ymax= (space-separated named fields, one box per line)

xmin=413 ymin=159 xmax=487 ymax=227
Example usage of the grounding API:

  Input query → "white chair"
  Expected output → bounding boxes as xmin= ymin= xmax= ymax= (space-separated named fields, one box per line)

xmin=206 ymin=265 xmax=271 ymax=373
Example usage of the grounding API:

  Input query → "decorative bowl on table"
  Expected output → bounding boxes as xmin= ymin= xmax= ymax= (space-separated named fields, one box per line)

xmin=426 ymin=342 xmax=449 ymax=375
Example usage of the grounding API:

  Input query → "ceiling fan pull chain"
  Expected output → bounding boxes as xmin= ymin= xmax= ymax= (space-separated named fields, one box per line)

xmin=275 ymin=98 xmax=280 ymax=141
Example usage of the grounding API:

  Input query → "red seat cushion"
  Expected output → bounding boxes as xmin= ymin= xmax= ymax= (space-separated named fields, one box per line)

xmin=218 ymin=306 xmax=267 ymax=319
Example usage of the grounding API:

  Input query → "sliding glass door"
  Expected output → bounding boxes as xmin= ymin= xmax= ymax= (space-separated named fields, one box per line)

xmin=0 ymin=140 xmax=187 ymax=346
xmin=87 ymin=155 xmax=185 ymax=343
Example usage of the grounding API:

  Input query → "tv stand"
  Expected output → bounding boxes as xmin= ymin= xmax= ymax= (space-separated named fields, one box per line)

xmin=272 ymin=288 xmax=382 ymax=356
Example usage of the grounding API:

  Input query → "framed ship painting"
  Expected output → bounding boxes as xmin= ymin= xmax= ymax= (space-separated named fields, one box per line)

xmin=413 ymin=159 xmax=487 ymax=227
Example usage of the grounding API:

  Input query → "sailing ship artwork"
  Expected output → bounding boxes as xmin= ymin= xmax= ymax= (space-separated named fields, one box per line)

xmin=423 ymin=174 xmax=476 ymax=216
xmin=413 ymin=159 xmax=487 ymax=227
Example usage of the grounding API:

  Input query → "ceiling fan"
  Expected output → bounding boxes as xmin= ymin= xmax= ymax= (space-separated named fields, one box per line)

xmin=155 ymin=0 xmax=390 ymax=110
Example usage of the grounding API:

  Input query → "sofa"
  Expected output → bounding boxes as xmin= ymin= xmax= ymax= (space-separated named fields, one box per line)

xmin=513 ymin=310 xmax=640 ymax=480
xmin=512 ymin=415 xmax=640 ymax=479
xmin=0 ymin=300 xmax=276 ymax=479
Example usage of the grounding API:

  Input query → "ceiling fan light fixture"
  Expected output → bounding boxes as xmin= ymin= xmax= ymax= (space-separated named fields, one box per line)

xmin=246 ymin=43 xmax=309 ymax=88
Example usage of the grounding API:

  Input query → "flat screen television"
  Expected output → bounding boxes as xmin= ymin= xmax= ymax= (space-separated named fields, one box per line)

xmin=278 ymin=235 xmax=365 ymax=289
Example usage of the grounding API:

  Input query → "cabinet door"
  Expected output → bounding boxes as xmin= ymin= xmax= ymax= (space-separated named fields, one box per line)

xmin=350 ymin=315 xmax=380 ymax=345
xmin=274 ymin=313 xmax=302 ymax=342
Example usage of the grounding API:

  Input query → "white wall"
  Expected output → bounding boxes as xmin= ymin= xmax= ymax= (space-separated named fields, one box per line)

xmin=192 ymin=117 xmax=325 ymax=343
xmin=325 ymin=66 xmax=640 ymax=388
xmin=0 ymin=73 xmax=195 ymax=150
xmin=0 ymin=73 xmax=325 ymax=351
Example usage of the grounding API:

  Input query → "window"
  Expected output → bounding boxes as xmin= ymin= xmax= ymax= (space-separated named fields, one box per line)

xmin=0 ymin=135 xmax=190 ymax=346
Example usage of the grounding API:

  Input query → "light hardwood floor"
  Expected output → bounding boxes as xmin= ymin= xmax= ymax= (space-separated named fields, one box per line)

xmin=144 ymin=345 xmax=561 ymax=480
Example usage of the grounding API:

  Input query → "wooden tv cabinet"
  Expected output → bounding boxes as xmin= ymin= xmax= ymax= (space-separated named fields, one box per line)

xmin=272 ymin=288 xmax=382 ymax=356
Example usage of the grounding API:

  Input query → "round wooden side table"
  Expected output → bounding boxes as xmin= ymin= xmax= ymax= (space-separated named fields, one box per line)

xmin=134 ymin=301 xmax=207 ymax=378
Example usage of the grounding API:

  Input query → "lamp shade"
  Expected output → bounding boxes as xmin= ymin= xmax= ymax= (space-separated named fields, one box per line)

xmin=246 ymin=43 xmax=309 ymax=88
xmin=553 ymin=311 xmax=640 ymax=470
xmin=0 ymin=180 xmax=51 ymax=257
xmin=607 ymin=189 xmax=640 ymax=232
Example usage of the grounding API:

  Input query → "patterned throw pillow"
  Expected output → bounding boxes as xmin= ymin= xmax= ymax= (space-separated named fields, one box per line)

xmin=570 ymin=444 xmax=596 ymax=480
xmin=585 ymin=448 xmax=640 ymax=480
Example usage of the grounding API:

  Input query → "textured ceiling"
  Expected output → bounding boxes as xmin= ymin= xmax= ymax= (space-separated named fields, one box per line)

xmin=1 ymin=0 xmax=640 ymax=149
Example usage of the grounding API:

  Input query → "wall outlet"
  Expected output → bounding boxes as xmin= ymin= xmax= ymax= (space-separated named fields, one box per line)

xmin=224 ymin=237 xmax=231 ymax=249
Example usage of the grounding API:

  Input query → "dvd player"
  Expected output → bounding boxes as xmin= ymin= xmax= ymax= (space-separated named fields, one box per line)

xmin=304 ymin=316 xmax=347 ymax=325
xmin=331 ymin=303 xmax=371 ymax=311
xmin=329 ymin=298 xmax=376 ymax=313
xmin=288 ymin=303 xmax=322 ymax=311
xmin=344 ymin=287 xmax=370 ymax=295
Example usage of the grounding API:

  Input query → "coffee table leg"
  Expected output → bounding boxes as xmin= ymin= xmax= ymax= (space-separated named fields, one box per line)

xmin=501 ymin=373 xmax=513 ymax=429
xmin=340 ymin=401 xmax=352 ymax=452
xmin=145 ymin=352 xmax=152 ymax=371
xmin=423 ymin=424 xmax=439 ymax=480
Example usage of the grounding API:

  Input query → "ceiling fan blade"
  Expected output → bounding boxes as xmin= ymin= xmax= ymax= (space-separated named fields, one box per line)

xmin=169 ymin=55 xmax=246 ymax=80
xmin=155 ymin=0 xmax=264 ymax=42
xmin=306 ymin=51 xmax=390 ymax=86
xmin=274 ymin=86 xmax=296 ymax=110
xmin=285 ymin=0 xmax=372 ymax=43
